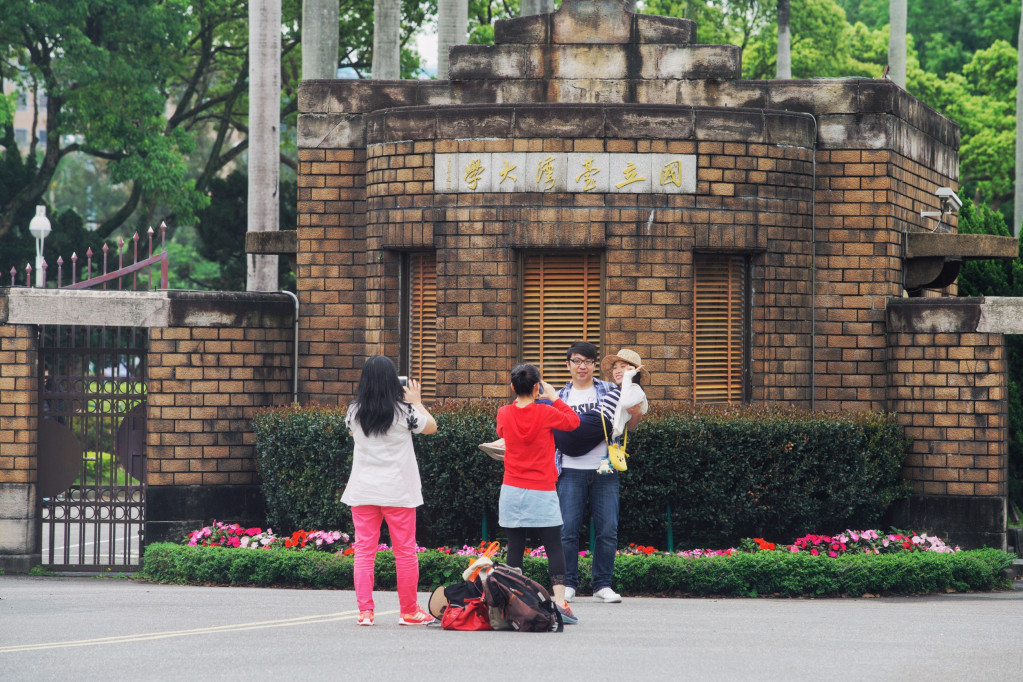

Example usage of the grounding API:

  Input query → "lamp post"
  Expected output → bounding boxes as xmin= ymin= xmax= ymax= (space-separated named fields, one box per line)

xmin=29 ymin=205 xmax=51 ymax=288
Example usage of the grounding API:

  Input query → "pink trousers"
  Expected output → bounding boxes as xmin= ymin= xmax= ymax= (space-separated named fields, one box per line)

xmin=351 ymin=505 xmax=420 ymax=613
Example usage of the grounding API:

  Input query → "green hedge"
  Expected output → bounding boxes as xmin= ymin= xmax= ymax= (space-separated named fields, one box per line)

xmin=139 ymin=543 xmax=1014 ymax=597
xmin=253 ymin=402 xmax=910 ymax=548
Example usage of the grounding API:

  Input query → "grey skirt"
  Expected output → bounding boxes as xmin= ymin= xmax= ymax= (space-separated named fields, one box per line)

xmin=498 ymin=484 xmax=563 ymax=528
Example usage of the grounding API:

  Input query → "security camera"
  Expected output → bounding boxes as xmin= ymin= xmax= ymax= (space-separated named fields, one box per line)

xmin=935 ymin=187 xmax=962 ymax=213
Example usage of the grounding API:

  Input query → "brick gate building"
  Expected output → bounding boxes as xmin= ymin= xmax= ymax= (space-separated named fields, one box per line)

xmin=279 ymin=0 xmax=1018 ymax=548
xmin=3 ymin=0 xmax=1019 ymax=572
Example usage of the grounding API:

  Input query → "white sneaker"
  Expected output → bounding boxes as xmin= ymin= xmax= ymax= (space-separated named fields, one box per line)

xmin=592 ymin=587 xmax=622 ymax=603
xmin=564 ymin=586 xmax=576 ymax=603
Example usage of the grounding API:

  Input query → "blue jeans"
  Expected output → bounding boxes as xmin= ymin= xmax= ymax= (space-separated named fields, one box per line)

xmin=557 ymin=468 xmax=619 ymax=592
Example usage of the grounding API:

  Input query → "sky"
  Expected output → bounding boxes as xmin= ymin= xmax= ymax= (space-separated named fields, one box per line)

xmin=415 ymin=21 xmax=439 ymax=77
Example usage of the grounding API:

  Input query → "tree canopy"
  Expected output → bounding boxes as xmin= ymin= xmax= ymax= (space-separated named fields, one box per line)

xmin=0 ymin=0 xmax=432 ymax=282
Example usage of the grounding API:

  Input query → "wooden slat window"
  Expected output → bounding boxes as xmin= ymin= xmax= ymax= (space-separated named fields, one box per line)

xmin=521 ymin=252 xmax=602 ymax=387
xmin=693 ymin=254 xmax=748 ymax=404
xmin=408 ymin=253 xmax=437 ymax=399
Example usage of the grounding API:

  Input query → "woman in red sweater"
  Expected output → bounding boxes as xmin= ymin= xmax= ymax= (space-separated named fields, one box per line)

xmin=497 ymin=363 xmax=581 ymax=623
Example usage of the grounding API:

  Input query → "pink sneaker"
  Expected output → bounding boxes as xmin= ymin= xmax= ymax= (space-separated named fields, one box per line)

xmin=357 ymin=610 xmax=374 ymax=626
xmin=398 ymin=605 xmax=436 ymax=626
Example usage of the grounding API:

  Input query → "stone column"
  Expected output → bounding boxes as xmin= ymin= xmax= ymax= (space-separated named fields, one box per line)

xmin=0 ymin=300 xmax=40 ymax=573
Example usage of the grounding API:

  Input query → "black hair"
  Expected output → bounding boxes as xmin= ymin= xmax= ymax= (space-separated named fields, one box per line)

xmin=565 ymin=341 xmax=599 ymax=361
xmin=510 ymin=364 xmax=542 ymax=397
xmin=351 ymin=355 xmax=405 ymax=437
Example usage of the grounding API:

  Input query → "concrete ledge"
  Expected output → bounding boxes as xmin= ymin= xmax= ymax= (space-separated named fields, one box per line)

xmin=888 ymin=296 xmax=1023 ymax=335
xmin=488 ymin=2 xmax=695 ymax=46
xmin=906 ymin=232 xmax=1018 ymax=260
xmin=979 ymin=297 xmax=1023 ymax=334
xmin=5 ymin=288 xmax=171 ymax=327
xmin=361 ymin=103 xmax=817 ymax=148
xmin=164 ymin=291 xmax=293 ymax=328
xmin=245 ymin=230 xmax=298 ymax=255
xmin=1 ymin=288 xmax=294 ymax=328
xmin=886 ymin=297 xmax=983 ymax=334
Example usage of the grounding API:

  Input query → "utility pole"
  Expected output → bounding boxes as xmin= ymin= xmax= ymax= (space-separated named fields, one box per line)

xmin=247 ymin=0 xmax=281 ymax=292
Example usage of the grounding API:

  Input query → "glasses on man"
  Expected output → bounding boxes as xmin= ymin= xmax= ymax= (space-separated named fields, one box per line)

xmin=569 ymin=358 xmax=595 ymax=366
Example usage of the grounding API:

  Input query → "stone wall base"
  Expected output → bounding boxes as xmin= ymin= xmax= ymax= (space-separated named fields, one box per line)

xmin=145 ymin=484 xmax=267 ymax=545
xmin=0 ymin=552 xmax=41 ymax=573
xmin=0 ymin=482 xmax=39 ymax=574
xmin=885 ymin=495 xmax=1006 ymax=551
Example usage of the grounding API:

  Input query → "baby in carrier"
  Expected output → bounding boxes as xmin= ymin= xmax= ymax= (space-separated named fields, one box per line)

xmin=479 ymin=349 xmax=649 ymax=469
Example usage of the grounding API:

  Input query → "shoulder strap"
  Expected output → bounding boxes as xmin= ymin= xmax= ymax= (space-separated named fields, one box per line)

xmin=601 ymin=409 xmax=626 ymax=449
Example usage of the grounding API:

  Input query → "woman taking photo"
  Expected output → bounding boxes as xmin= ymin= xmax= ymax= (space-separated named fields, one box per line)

xmin=341 ymin=356 xmax=437 ymax=626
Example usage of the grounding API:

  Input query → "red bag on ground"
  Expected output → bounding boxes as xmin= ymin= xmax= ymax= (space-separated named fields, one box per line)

xmin=440 ymin=597 xmax=493 ymax=631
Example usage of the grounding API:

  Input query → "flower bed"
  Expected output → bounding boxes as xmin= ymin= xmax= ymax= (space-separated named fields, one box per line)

xmin=138 ymin=523 xmax=1014 ymax=597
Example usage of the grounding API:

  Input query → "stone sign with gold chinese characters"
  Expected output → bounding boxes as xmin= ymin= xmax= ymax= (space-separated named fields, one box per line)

xmin=433 ymin=152 xmax=697 ymax=194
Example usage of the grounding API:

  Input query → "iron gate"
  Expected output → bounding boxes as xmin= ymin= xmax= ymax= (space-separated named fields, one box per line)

xmin=38 ymin=324 xmax=147 ymax=570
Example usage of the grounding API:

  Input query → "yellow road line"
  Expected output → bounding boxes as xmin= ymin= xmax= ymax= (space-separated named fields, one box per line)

xmin=0 ymin=609 xmax=399 ymax=653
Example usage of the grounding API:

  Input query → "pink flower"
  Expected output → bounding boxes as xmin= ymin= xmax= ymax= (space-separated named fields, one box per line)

xmin=810 ymin=549 xmax=819 ymax=556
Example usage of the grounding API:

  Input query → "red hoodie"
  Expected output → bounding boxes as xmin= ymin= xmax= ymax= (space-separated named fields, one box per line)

xmin=497 ymin=399 xmax=580 ymax=491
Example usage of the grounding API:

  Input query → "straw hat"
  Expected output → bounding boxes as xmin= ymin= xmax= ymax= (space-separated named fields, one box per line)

xmin=601 ymin=349 xmax=650 ymax=386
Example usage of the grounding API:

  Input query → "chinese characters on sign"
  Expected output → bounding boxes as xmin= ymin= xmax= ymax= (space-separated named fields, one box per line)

xmin=433 ymin=152 xmax=696 ymax=194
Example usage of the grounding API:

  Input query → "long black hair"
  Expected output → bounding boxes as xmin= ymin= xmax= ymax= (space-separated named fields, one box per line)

xmin=351 ymin=355 xmax=405 ymax=437
xmin=510 ymin=364 xmax=541 ymax=397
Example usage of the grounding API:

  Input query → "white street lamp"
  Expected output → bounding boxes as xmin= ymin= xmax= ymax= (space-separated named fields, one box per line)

xmin=28 ymin=205 xmax=51 ymax=288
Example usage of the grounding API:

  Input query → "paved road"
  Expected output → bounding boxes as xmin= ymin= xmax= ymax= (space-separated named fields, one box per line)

xmin=41 ymin=522 xmax=143 ymax=566
xmin=1 ymin=575 xmax=1021 ymax=681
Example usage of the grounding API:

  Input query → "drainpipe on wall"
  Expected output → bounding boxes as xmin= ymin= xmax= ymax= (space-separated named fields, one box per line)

xmin=806 ymin=112 xmax=818 ymax=411
xmin=280 ymin=290 xmax=299 ymax=405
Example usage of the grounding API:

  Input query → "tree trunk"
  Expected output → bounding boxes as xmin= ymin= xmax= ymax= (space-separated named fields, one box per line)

xmin=437 ymin=0 xmax=468 ymax=79
xmin=247 ymin=0 xmax=281 ymax=292
xmin=777 ymin=0 xmax=791 ymax=79
xmin=372 ymin=0 xmax=401 ymax=79
xmin=302 ymin=0 xmax=340 ymax=80
xmin=520 ymin=0 xmax=554 ymax=15
xmin=1015 ymin=0 xmax=1023 ymax=237
xmin=888 ymin=0 xmax=907 ymax=88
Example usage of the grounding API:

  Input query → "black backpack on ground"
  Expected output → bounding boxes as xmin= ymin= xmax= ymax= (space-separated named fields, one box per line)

xmin=482 ymin=564 xmax=564 ymax=633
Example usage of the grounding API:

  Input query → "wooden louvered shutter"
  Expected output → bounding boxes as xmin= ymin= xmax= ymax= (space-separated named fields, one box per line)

xmin=408 ymin=253 xmax=437 ymax=399
xmin=693 ymin=254 xmax=747 ymax=404
xmin=522 ymin=253 xmax=602 ymax=387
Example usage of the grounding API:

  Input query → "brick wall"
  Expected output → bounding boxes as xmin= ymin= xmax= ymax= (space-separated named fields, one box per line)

xmin=296 ymin=148 xmax=368 ymax=405
xmin=888 ymin=331 xmax=1006 ymax=497
xmin=147 ymin=324 xmax=293 ymax=485
xmin=0 ymin=323 xmax=36 ymax=485
xmin=814 ymin=149 xmax=958 ymax=412
xmin=144 ymin=293 xmax=294 ymax=543
xmin=885 ymin=298 xmax=1007 ymax=548
xmin=0 ymin=321 xmax=39 ymax=571
xmin=297 ymin=105 xmax=816 ymax=406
